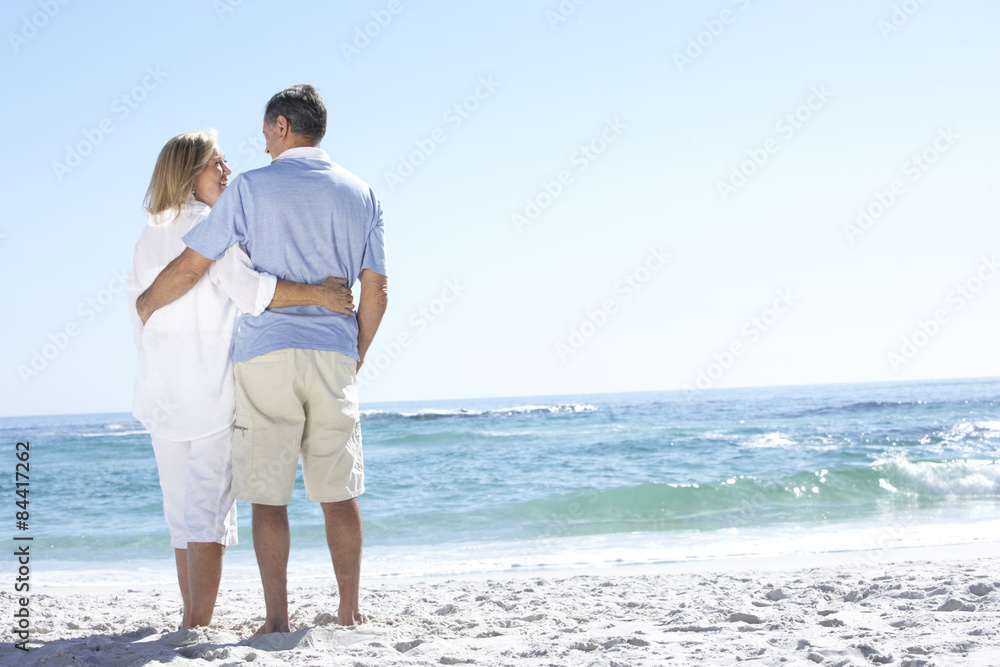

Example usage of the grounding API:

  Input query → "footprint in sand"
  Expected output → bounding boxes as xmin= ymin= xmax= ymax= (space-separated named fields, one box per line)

xmin=969 ymin=583 xmax=993 ymax=597
xmin=161 ymin=627 xmax=206 ymax=647
xmin=243 ymin=628 xmax=310 ymax=651
xmin=394 ymin=638 xmax=425 ymax=653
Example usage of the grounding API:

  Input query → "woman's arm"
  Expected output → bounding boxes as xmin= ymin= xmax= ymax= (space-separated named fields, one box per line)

xmin=270 ymin=277 xmax=355 ymax=313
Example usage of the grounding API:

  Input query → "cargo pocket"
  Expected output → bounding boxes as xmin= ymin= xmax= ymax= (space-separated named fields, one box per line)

xmin=232 ymin=415 xmax=253 ymax=498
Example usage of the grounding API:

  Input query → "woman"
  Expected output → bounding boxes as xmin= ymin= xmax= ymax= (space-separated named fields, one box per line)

xmin=126 ymin=130 xmax=352 ymax=628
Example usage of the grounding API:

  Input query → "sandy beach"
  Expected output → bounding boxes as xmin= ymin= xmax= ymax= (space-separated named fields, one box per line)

xmin=4 ymin=547 xmax=999 ymax=666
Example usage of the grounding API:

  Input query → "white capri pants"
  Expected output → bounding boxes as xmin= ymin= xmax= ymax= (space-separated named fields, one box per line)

xmin=151 ymin=428 xmax=238 ymax=549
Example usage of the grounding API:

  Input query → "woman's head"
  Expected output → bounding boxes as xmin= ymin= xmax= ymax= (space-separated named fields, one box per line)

xmin=144 ymin=130 xmax=231 ymax=221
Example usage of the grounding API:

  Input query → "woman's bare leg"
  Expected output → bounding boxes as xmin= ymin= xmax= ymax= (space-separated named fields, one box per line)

xmin=185 ymin=542 xmax=225 ymax=627
xmin=174 ymin=548 xmax=191 ymax=628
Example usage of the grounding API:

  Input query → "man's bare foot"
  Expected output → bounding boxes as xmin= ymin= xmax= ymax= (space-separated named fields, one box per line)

xmin=338 ymin=608 xmax=365 ymax=626
xmin=251 ymin=619 xmax=291 ymax=637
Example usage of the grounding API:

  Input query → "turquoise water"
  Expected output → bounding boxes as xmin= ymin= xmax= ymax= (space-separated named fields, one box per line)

xmin=2 ymin=378 xmax=998 ymax=583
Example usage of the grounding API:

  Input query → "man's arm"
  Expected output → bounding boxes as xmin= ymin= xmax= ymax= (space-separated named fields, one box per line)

xmin=270 ymin=277 xmax=355 ymax=314
xmin=136 ymin=247 xmax=212 ymax=324
xmin=356 ymin=269 xmax=389 ymax=371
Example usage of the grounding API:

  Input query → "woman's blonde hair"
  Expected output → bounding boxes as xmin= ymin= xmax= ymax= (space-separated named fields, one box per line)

xmin=143 ymin=129 xmax=218 ymax=223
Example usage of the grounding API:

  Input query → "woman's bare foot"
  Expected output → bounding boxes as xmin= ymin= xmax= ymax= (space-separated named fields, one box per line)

xmin=251 ymin=619 xmax=291 ymax=637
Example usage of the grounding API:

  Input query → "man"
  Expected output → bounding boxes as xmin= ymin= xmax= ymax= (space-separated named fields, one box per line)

xmin=137 ymin=84 xmax=388 ymax=634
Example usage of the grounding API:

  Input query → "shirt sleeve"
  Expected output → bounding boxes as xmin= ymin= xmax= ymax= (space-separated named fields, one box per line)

xmin=125 ymin=245 xmax=145 ymax=350
xmin=183 ymin=175 xmax=250 ymax=261
xmin=208 ymin=244 xmax=278 ymax=316
xmin=360 ymin=191 xmax=387 ymax=276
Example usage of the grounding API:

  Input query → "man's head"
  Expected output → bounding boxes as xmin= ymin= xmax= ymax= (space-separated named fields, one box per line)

xmin=263 ymin=85 xmax=327 ymax=158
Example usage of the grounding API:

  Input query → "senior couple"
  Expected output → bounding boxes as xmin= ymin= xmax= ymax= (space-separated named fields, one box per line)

xmin=126 ymin=85 xmax=387 ymax=635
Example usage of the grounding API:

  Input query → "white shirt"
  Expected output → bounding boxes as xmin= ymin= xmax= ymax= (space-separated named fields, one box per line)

xmin=126 ymin=200 xmax=277 ymax=441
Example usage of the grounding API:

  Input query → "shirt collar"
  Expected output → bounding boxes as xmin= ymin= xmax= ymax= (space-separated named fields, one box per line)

xmin=272 ymin=146 xmax=330 ymax=162
xmin=148 ymin=198 xmax=209 ymax=226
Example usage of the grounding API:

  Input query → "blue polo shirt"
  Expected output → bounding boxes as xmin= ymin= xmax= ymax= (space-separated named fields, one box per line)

xmin=183 ymin=148 xmax=386 ymax=363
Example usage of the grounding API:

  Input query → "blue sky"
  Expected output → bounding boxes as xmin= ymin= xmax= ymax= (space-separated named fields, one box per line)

xmin=1 ymin=0 xmax=998 ymax=417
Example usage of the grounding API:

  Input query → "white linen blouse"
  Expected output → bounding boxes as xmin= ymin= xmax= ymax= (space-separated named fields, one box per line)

xmin=126 ymin=200 xmax=277 ymax=441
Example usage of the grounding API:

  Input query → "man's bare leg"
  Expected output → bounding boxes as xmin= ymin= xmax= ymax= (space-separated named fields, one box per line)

xmin=321 ymin=498 xmax=363 ymax=625
xmin=252 ymin=504 xmax=291 ymax=636
xmin=174 ymin=548 xmax=191 ymax=628
xmin=186 ymin=542 xmax=225 ymax=627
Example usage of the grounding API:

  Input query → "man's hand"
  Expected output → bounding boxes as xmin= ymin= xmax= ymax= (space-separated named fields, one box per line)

xmin=317 ymin=277 xmax=355 ymax=316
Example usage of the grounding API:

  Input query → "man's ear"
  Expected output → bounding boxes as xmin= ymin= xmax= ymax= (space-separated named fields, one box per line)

xmin=276 ymin=115 xmax=289 ymax=138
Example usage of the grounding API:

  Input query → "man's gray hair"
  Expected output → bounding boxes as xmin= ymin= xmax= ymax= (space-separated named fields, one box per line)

xmin=264 ymin=85 xmax=327 ymax=144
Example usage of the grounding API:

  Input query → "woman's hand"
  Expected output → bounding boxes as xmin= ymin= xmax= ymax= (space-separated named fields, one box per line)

xmin=317 ymin=277 xmax=356 ymax=316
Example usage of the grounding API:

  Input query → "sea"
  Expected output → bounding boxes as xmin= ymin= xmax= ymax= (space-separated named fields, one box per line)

xmin=2 ymin=377 xmax=998 ymax=588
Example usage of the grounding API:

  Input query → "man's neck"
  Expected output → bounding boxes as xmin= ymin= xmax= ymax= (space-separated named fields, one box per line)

xmin=274 ymin=139 xmax=320 ymax=159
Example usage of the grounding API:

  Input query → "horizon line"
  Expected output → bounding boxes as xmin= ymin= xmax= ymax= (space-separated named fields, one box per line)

xmin=2 ymin=373 xmax=997 ymax=421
